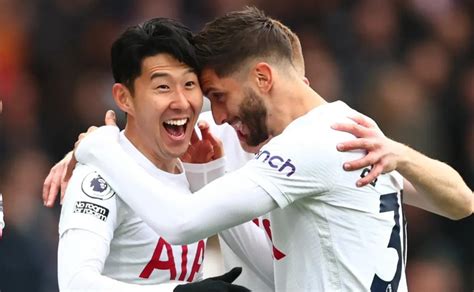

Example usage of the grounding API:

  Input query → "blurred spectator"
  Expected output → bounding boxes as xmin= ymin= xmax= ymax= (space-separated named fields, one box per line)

xmin=1 ymin=72 xmax=41 ymax=155
xmin=361 ymin=66 xmax=448 ymax=159
xmin=0 ymin=0 xmax=31 ymax=101
xmin=407 ymin=255 xmax=463 ymax=292
xmin=72 ymin=70 xmax=117 ymax=127
xmin=132 ymin=0 xmax=182 ymax=23
xmin=0 ymin=149 xmax=59 ymax=292
xmin=405 ymin=39 xmax=451 ymax=95
xmin=299 ymin=32 xmax=342 ymax=101
xmin=430 ymin=4 xmax=472 ymax=58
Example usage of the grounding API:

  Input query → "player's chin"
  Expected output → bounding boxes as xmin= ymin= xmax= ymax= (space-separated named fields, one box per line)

xmin=171 ymin=139 xmax=192 ymax=157
xmin=159 ymin=136 xmax=190 ymax=159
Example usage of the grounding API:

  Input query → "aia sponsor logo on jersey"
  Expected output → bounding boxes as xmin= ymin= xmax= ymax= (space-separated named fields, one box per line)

xmin=255 ymin=150 xmax=296 ymax=177
xmin=73 ymin=201 xmax=109 ymax=221
xmin=81 ymin=172 xmax=115 ymax=200
xmin=140 ymin=238 xmax=205 ymax=282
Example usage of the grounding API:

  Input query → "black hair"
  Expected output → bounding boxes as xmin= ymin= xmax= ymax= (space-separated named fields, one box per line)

xmin=111 ymin=18 xmax=199 ymax=91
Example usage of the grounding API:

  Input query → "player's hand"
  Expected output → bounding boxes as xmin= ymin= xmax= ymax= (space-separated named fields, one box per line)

xmin=42 ymin=111 xmax=116 ymax=206
xmin=174 ymin=267 xmax=250 ymax=292
xmin=42 ymin=151 xmax=76 ymax=207
xmin=331 ymin=113 xmax=404 ymax=187
xmin=180 ymin=120 xmax=224 ymax=164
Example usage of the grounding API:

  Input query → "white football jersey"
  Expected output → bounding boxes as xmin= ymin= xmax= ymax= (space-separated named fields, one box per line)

xmin=241 ymin=101 xmax=407 ymax=291
xmin=199 ymin=111 xmax=275 ymax=291
xmin=59 ymin=132 xmax=206 ymax=285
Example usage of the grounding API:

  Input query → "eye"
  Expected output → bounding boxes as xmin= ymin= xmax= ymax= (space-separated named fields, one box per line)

xmin=185 ymin=81 xmax=196 ymax=89
xmin=156 ymin=84 xmax=170 ymax=92
xmin=208 ymin=92 xmax=225 ymax=103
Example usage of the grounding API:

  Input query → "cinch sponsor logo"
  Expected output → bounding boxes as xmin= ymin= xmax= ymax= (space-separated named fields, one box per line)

xmin=74 ymin=201 xmax=109 ymax=221
xmin=255 ymin=150 xmax=296 ymax=177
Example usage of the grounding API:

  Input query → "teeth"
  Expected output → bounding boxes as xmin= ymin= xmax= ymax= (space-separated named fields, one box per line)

xmin=164 ymin=118 xmax=188 ymax=126
xmin=231 ymin=120 xmax=243 ymax=132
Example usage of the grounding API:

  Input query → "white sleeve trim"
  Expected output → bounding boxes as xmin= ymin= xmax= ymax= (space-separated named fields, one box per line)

xmin=183 ymin=157 xmax=227 ymax=192
xmin=182 ymin=157 xmax=226 ymax=173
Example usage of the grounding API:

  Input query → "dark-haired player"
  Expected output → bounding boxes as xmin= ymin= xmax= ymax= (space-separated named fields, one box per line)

xmin=57 ymin=18 xmax=247 ymax=291
xmin=74 ymin=7 xmax=472 ymax=291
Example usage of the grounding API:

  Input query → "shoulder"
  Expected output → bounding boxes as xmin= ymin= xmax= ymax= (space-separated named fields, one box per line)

xmin=66 ymin=164 xmax=117 ymax=202
xmin=59 ymin=164 xmax=120 ymax=238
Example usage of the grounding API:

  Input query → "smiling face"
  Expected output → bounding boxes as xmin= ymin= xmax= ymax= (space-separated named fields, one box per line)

xmin=117 ymin=53 xmax=203 ymax=169
xmin=200 ymin=67 xmax=270 ymax=149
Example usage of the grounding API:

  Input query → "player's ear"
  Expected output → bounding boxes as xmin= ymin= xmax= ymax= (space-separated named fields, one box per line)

xmin=303 ymin=76 xmax=310 ymax=86
xmin=254 ymin=62 xmax=273 ymax=94
xmin=112 ymin=83 xmax=134 ymax=115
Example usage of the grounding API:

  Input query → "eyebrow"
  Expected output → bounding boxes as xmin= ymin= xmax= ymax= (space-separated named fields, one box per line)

xmin=203 ymin=87 xmax=219 ymax=97
xmin=150 ymin=68 xmax=196 ymax=80
xmin=149 ymin=72 xmax=168 ymax=82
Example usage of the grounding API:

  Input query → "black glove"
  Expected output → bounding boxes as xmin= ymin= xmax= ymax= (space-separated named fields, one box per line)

xmin=174 ymin=267 xmax=251 ymax=292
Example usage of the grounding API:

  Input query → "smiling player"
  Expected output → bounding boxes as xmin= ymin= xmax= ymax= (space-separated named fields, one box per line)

xmin=57 ymin=18 xmax=247 ymax=291
xmin=74 ymin=8 xmax=471 ymax=291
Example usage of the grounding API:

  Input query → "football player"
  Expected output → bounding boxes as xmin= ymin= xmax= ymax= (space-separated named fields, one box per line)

xmin=74 ymin=7 xmax=472 ymax=291
xmin=57 ymin=17 xmax=248 ymax=292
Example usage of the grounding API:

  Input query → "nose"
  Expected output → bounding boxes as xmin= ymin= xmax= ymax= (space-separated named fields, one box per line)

xmin=170 ymin=87 xmax=190 ymax=111
xmin=210 ymin=102 xmax=228 ymax=125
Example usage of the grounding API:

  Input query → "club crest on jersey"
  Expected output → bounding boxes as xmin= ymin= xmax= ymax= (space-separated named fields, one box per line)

xmin=81 ymin=172 xmax=115 ymax=200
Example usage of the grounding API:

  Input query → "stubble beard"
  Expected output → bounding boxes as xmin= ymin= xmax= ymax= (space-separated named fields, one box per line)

xmin=238 ymin=88 xmax=270 ymax=147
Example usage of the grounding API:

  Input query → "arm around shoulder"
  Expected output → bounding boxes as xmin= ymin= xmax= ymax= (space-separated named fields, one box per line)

xmin=400 ymin=144 xmax=472 ymax=220
xmin=331 ymin=114 xmax=472 ymax=219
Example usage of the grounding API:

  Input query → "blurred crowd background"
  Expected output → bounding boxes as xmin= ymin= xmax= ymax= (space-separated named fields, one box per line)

xmin=0 ymin=0 xmax=473 ymax=291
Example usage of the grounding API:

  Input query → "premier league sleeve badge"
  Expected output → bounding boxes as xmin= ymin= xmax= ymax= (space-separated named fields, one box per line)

xmin=81 ymin=172 xmax=116 ymax=200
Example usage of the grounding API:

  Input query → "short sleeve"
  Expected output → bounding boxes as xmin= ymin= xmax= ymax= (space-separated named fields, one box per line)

xmin=59 ymin=164 xmax=119 ymax=242
xmin=239 ymin=128 xmax=336 ymax=209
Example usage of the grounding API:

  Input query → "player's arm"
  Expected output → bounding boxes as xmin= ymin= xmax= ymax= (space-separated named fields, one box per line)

xmin=182 ymin=120 xmax=226 ymax=192
xmin=58 ymin=229 xmax=182 ymax=291
xmin=59 ymin=230 xmax=249 ymax=292
xmin=332 ymin=114 xmax=473 ymax=220
xmin=43 ymin=113 xmax=117 ymax=207
xmin=75 ymin=126 xmax=278 ymax=245
xmin=43 ymin=150 xmax=76 ymax=207
xmin=58 ymin=163 xmax=180 ymax=291
xmin=218 ymin=221 xmax=275 ymax=288
xmin=183 ymin=157 xmax=226 ymax=191
xmin=398 ymin=154 xmax=471 ymax=220
xmin=43 ymin=112 xmax=116 ymax=208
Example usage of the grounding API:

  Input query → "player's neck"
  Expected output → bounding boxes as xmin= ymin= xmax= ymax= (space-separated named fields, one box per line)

xmin=123 ymin=125 xmax=181 ymax=174
xmin=268 ymin=82 xmax=327 ymax=135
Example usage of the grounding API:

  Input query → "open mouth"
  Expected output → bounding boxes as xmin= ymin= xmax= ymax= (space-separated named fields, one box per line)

xmin=230 ymin=120 xmax=247 ymax=141
xmin=163 ymin=118 xmax=188 ymax=138
xmin=235 ymin=128 xmax=246 ymax=141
